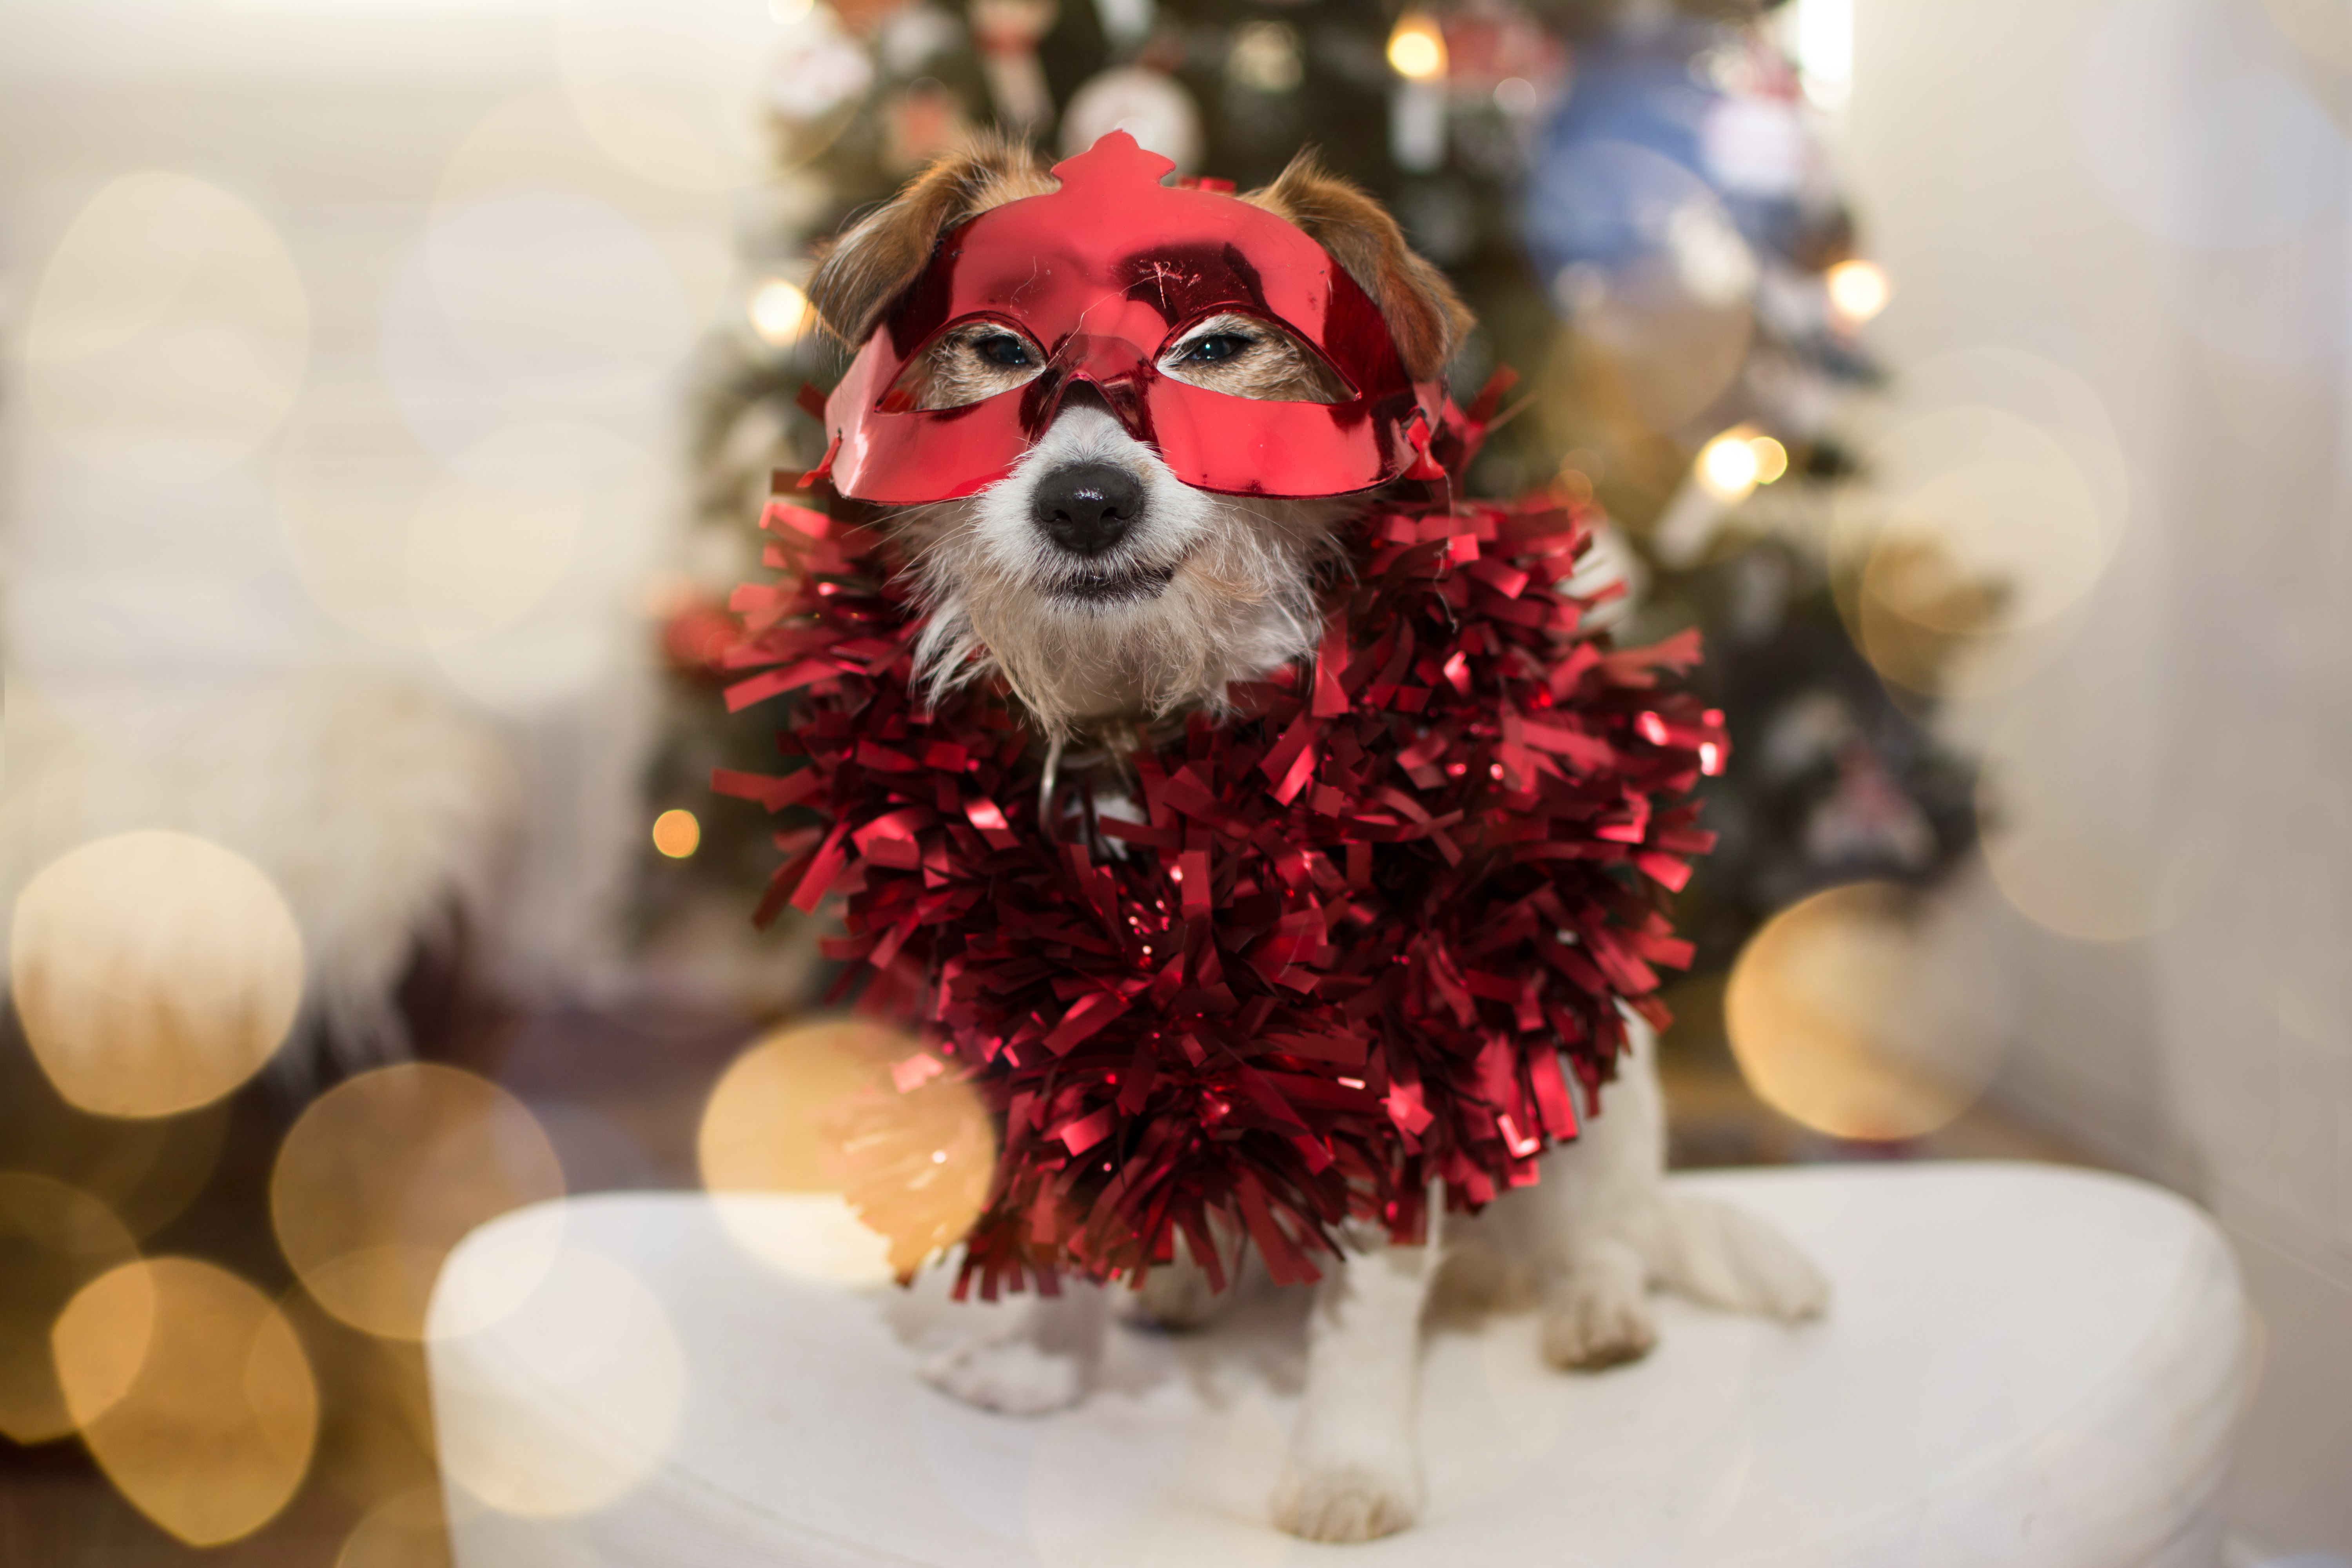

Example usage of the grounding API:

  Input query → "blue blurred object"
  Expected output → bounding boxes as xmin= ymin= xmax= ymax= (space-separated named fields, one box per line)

xmin=1523 ymin=16 xmax=1831 ymax=311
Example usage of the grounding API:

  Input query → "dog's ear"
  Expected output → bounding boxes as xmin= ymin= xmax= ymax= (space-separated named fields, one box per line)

xmin=1245 ymin=151 xmax=1474 ymax=383
xmin=808 ymin=132 xmax=1056 ymax=348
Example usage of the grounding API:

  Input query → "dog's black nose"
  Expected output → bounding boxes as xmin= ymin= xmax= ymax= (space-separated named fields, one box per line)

xmin=1032 ymin=463 xmax=1143 ymax=556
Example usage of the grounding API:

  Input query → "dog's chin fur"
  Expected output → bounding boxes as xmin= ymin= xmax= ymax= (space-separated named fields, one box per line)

xmin=890 ymin=407 xmax=1354 ymax=740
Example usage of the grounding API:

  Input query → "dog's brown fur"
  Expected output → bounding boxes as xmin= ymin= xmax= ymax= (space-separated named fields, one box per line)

xmin=1240 ymin=152 xmax=1472 ymax=384
xmin=808 ymin=131 xmax=1058 ymax=350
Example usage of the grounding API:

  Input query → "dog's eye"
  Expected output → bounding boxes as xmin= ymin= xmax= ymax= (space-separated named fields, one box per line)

xmin=1180 ymin=332 xmax=1253 ymax=365
xmin=1157 ymin=313 xmax=1350 ymax=403
xmin=975 ymin=334 xmax=1033 ymax=368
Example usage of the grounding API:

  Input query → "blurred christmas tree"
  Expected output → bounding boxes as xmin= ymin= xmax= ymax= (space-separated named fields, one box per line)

xmin=639 ymin=0 xmax=1992 ymax=1022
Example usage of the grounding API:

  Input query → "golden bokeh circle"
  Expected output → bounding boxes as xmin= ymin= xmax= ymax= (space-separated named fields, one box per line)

xmin=432 ymin=1245 xmax=685 ymax=1517
xmin=53 ymin=1258 xmax=319 ymax=1548
xmin=697 ymin=1019 xmax=910 ymax=1194
xmin=1725 ymin=882 xmax=1983 ymax=1143
xmin=272 ymin=1064 xmax=566 ymax=1341
xmin=1386 ymin=13 xmax=1447 ymax=79
xmin=1696 ymin=427 xmax=1762 ymax=502
xmin=699 ymin=1019 xmax=995 ymax=1281
xmin=651 ymin=807 xmax=701 ymax=858
xmin=0 ymin=1173 xmax=140 ymax=1443
xmin=337 ymin=1486 xmax=454 ymax=1568
xmin=1826 ymin=258 xmax=1891 ymax=323
xmin=11 ymin=831 xmax=305 ymax=1119
xmin=1975 ymin=683 xmax=2219 ymax=944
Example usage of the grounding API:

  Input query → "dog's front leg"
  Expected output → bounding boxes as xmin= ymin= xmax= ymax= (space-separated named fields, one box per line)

xmin=1273 ymin=1217 xmax=1439 ymax=1543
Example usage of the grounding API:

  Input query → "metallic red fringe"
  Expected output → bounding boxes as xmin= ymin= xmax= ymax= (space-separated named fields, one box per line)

xmin=716 ymin=404 xmax=1724 ymax=1300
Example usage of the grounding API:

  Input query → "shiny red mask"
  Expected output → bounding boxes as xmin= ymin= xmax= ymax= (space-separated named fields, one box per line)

xmin=822 ymin=132 xmax=1444 ymax=504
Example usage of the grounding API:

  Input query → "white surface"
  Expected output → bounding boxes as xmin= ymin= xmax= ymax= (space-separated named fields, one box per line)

xmin=428 ymin=1164 xmax=2249 ymax=1568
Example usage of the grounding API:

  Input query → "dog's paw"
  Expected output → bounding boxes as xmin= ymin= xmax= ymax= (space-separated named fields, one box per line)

xmin=1541 ymin=1274 xmax=1658 ymax=1371
xmin=917 ymin=1335 xmax=1088 ymax=1416
xmin=1272 ymin=1450 xmax=1423 ymax=1543
xmin=1657 ymin=1192 xmax=1831 ymax=1322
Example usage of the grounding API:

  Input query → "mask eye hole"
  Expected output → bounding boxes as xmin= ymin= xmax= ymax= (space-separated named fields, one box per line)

xmin=885 ymin=318 xmax=1048 ymax=412
xmin=1158 ymin=313 xmax=1351 ymax=404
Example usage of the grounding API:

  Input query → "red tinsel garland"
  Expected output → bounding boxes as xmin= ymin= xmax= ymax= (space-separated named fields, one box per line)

xmin=714 ymin=399 xmax=1724 ymax=1301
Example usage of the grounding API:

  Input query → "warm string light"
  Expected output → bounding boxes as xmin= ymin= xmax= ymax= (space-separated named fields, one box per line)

xmin=749 ymin=277 xmax=810 ymax=346
xmin=652 ymin=807 xmax=702 ymax=858
xmin=1826 ymin=258 xmax=1891 ymax=323
xmin=1694 ymin=427 xmax=1791 ymax=504
xmin=1386 ymin=11 xmax=1448 ymax=80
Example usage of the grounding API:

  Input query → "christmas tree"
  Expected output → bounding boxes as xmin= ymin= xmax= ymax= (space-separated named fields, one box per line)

xmin=644 ymin=0 xmax=1991 ymax=1037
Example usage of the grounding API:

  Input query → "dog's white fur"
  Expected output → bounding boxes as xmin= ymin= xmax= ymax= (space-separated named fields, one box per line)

xmin=877 ymin=405 xmax=1829 ymax=1543
xmin=894 ymin=405 xmax=1350 ymax=739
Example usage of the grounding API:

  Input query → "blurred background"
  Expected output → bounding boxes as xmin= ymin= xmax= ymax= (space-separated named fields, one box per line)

xmin=2 ymin=0 xmax=2348 ymax=1563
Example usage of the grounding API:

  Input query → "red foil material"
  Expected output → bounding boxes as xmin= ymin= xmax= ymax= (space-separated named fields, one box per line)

xmin=720 ymin=397 xmax=1723 ymax=1300
xmin=824 ymin=132 xmax=1440 ymax=504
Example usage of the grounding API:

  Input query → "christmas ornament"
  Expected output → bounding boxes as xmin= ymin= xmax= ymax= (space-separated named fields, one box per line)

xmin=1059 ymin=65 xmax=1203 ymax=173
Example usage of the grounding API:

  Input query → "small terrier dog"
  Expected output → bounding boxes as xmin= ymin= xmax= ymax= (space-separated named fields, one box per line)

xmin=806 ymin=134 xmax=1827 ymax=1544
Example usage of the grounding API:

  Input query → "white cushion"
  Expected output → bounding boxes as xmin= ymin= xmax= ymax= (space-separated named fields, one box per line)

xmin=428 ymin=1163 xmax=2248 ymax=1568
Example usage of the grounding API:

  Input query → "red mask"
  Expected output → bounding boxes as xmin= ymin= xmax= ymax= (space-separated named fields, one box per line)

xmin=822 ymin=132 xmax=1444 ymax=504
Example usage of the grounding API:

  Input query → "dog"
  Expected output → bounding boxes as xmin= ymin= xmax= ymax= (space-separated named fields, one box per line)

xmin=803 ymin=133 xmax=1828 ymax=1544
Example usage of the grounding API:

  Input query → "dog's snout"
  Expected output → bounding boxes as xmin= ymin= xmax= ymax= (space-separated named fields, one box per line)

xmin=1033 ymin=463 xmax=1143 ymax=556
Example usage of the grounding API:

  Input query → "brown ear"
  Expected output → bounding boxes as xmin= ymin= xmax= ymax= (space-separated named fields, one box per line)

xmin=807 ymin=131 xmax=1056 ymax=348
xmin=1245 ymin=151 xmax=1474 ymax=383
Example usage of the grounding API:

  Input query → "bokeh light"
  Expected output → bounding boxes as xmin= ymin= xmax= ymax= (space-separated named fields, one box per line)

xmin=24 ymin=172 xmax=310 ymax=474
xmin=699 ymin=1020 xmax=904 ymax=1286
xmin=337 ymin=1485 xmax=456 ymax=1568
xmin=53 ymin=1259 xmax=319 ymax=1547
xmin=401 ymin=423 xmax=665 ymax=713
xmin=0 ymin=1031 xmax=231 ymax=1241
xmin=10 ymin=831 xmax=304 ymax=1118
xmin=1852 ymin=532 xmax=2010 ymax=695
xmin=1825 ymin=258 xmax=1891 ymax=324
xmin=1748 ymin=434 xmax=1791 ymax=485
xmin=1977 ymin=689 xmax=2218 ymax=943
xmin=557 ymin=0 xmax=791 ymax=192
xmin=272 ymin=1063 xmax=566 ymax=1341
xmin=383 ymin=188 xmax=690 ymax=466
xmin=1696 ymin=427 xmax=1764 ymax=503
xmin=2079 ymin=0 xmax=2347 ymax=251
xmin=0 ymin=1173 xmax=140 ymax=1444
xmin=698 ymin=1019 xmax=907 ymax=1192
xmin=407 ymin=429 xmax=590 ymax=648
xmin=1832 ymin=349 xmax=2132 ymax=699
xmin=699 ymin=1019 xmax=995 ymax=1281
xmin=1726 ymin=882 xmax=1994 ymax=1142
xmin=428 ymin=1240 xmax=685 ymax=1517
xmin=1387 ymin=12 xmax=1448 ymax=80
xmin=749 ymin=277 xmax=810 ymax=346
xmin=652 ymin=808 xmax=703 ymax=858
